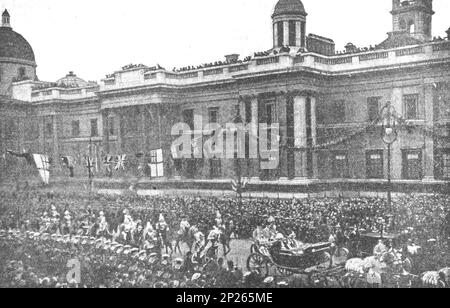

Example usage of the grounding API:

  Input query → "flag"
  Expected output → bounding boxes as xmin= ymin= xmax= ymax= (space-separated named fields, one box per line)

xmin=84 ymin=156 xmax=95 ymax=176
xmin=231 ymin=178 xmax=248 ymax=194
xmin=103 ymin=155 xmax=114 ymax=177
xmin=61 ymin=156 xmax=76 ymax=168
xmin=115 ymin=155 xmax=127 ymax=171
xmin=6 ymin=149 xmax=35 ymax=165
xmin=148 ymin=149 xmax=164 ymax=177
xmin=32 ymin=154 xmax=51 ymax=185
xmin=7 ymin=150 xmax=51 ymax=184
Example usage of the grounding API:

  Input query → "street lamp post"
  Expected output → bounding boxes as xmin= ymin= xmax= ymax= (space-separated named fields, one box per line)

xmin=381 ymin=102 xmax=398 ymax=232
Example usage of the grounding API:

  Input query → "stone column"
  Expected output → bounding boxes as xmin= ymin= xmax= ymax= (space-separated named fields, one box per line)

xmin=391 ymin=88 xmax=403 ymax=180
xmin=295 ymin=22 xmax=301 ymax=47
xmin=102 ymin=110 xmax=110 ymax=154
xmin=52 ymin=115 xmax=60 ymax=173
xmin=249 ymin=96 xmax=260 ymax=180
xmin=310 ymin=97 xmax=318 ymax=179
xmin=423 ymin=84 xmax=435 ymax=181
xmin=38 ymin=117 xmax=45 ymax=153
xmin=141 ymin=105 xmax=147 ymax=153
xmin=278 ymin=94 xmax=288 ymax=181
xmin=283 ymin=21 xmax=289 ymax=46
xmin=273 ymin=23 xmax=278 ymax=48
xmin=293 ymin=95 xmax=308 ymax=180
xmin=116 ymin=110 xmax=123 ymax=153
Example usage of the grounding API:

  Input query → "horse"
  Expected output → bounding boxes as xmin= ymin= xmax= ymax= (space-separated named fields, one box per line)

xmin=173 ymin=226 xmax=196 ymax=254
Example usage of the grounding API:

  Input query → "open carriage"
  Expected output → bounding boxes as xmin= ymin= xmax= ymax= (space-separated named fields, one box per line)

xmin=247 ymin=239 xmax=344 ymax=286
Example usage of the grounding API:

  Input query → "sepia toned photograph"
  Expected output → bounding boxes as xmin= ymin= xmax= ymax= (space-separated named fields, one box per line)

xmin=0 ymin=0 xmax=450 ymax=292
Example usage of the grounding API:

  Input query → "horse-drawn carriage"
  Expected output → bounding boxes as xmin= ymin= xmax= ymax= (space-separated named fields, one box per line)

xmin=342 ymin=232 xmax=421 ymax=288
xmin=247 ymin=239 xmax=345 ymax=286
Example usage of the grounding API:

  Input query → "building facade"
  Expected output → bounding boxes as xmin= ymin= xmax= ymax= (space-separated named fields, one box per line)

xmin=1 ymin=0 xmax=450 ymax=192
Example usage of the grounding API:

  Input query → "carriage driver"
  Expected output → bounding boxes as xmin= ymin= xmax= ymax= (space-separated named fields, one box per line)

xmin=373 ymin=239 xmax=388 ymax=259
xmin=252 ymin=222 xmax=268 ymax=245
xmin=265 ymin=216 xmax=278 ymax=241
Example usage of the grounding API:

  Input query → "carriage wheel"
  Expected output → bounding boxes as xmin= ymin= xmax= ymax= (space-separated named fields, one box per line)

xmin=247 ymin=253 xmax=269 ymax=278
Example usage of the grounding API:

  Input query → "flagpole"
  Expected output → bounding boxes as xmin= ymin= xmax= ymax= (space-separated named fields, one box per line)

xmin=88 ymin=137 xmax=93 ymax=194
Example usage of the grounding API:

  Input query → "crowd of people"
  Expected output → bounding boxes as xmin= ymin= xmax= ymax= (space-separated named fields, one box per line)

xmin=1 ymin=191 xmax=450 ymax=288
xmin=172 ymin=57 xmax=252 ymax=73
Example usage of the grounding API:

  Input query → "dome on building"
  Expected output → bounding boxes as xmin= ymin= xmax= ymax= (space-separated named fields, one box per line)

xmin=56 ymin=72 xmax=90 ymax=88
xmin=273 ymin=0 xmax=307 ymax=17
xmin=0 ymin=27 xmax=35 ymax=62
xmin=0 ymin=10 xmax=35 ymax=63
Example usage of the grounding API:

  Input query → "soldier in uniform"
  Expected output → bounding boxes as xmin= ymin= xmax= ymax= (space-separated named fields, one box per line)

xmin=156 ymin=214 xmax=171 ymax=254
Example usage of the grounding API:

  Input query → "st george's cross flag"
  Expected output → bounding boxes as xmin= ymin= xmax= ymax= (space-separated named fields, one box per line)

xmin=148 ymin=149 xmax=164 ymax=177
xmin=6 ymin=150 xmax=51 ymax=184
xmin=33 ymin=154 xmax=51 ymax=184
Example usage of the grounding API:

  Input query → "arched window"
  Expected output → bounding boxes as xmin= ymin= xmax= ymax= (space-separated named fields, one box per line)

xmin=408 ymin=20 xmax=415 ymax=34
xmin=400 ymin=19 xmax=407 ymax=30
xmin=18 ymin=67 xmax=26 ymax=79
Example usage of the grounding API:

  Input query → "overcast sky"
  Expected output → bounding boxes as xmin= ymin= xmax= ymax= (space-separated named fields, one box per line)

xmin=2 ymin=0 xmax=449 ymax=82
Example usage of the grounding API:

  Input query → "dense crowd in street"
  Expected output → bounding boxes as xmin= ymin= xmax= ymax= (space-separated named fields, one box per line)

xmin=1 ymin=191 xmax=450 ymax=288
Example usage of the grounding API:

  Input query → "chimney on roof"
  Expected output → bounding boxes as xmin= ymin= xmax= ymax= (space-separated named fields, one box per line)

xmin=446 ymin=28 xmax=450 ymax=40
xmin=225 ymin=54 xmax=239 ymax=63
xmin=2 ymin=9 xmax=11 ymax=28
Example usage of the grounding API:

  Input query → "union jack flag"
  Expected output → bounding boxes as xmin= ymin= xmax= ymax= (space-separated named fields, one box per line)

xmin=115 ymin=155 xmax=127 ymax=171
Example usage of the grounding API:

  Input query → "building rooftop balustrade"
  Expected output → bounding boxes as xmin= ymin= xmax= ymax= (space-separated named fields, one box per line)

xmin=93 ymin=40 xmax=450 ymax=92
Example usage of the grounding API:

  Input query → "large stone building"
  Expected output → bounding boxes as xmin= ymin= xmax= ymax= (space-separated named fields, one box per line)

xmin=1 ymin=0 xmax=450 ymax=193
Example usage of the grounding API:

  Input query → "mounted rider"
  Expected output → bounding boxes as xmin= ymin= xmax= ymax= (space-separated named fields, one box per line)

xmin=97 ymin=211 xmax=108 ymax=237
xmin=156 ymin=214 xmax=171 ymax=252
xmin=178 ymin=216 xmax=191 ymax=238
xmin=191 ymin=226 xmax=205 ymax=260
xmin=143 ymin=222 xmax=158 ymax=252
xmin=206 ymin=225 xmax=221 ymax=259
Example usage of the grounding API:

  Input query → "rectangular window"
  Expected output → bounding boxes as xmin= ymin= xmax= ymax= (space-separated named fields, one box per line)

xmin=332 ymin=151 xmax=349 ymax=178
xmin=367 ymin=97 xmax=381 ymax=122
xmin=441 ymin=153 xmax=450 ymax=179
xmin=45 ymin=122 xmax=53 ymax=138
xmin=289 ymin=21 xmax=296 ymax=46
xmin=90 ymin=119 xmax=98 ymax=137
xmin=366 ymin=150 xmax=384 ymax=179
xmin=266 ymin=103 xmax=275 ymax=125
xmin=208 ymin=107 xmax=219 ymax=124
xmin=182 ymin=109 xmax=194 ymax=130
xmin=402 ymin=149 xmax=422 ymax=180
xmin=71 ymin=120 xmax=80 ymax=137
xmin=404 ymin=94 xmax=419 ymax=120
xmin=108 ymin=116 xmax=115 ymax=136
xmin=210 ymin=159 xmax=222 ymax=178
xmin=245 ymin=101 xmax=252 ymax=124
xmin=331 ymin=101 xmax=346 ymax=124
xmin=277 ymin=21 xmax=284 ymax=47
